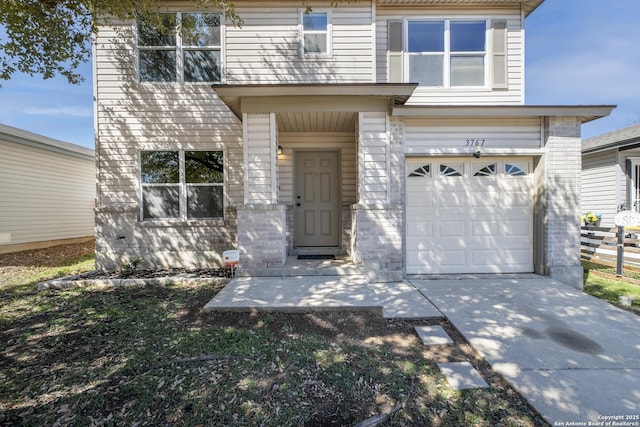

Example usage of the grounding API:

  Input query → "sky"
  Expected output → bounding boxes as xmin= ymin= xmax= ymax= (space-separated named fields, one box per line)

xmin=0 ymin=0 xmax=638 ymax=149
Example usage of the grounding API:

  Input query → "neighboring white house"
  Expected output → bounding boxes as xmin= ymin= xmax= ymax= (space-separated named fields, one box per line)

xmin=93 ymin=0 xmax=613 ymax=288
xmin=582 ymin=123 xmax=640 ymax=228
xmin=0 ymin=124 xmax=95 ymax=254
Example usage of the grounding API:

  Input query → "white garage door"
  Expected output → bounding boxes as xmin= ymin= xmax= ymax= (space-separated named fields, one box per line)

xmin=406 ymin=157 xmax=534 ymax=274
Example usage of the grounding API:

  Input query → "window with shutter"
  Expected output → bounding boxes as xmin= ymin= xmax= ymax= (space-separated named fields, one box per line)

xmin=387 ymin=20 xmax=403 ymax=83
xmin=404 ymin=19 xmax=487 ymax=88
xmin=492 ymin=20 xmax=508 ymax=89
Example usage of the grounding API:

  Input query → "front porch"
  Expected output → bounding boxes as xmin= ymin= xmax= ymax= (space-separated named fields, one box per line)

xmin=213 ymin=83 xmax=417 ymax=281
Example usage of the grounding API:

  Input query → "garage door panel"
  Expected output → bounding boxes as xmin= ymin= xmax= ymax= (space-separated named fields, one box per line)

xmin=503 ymin=220 xmax=531 ymax=236
xmin=407 ymin=221 xmax=433 ymax=237
xmin=438 ymin=194 xmax=467 ymax=208
xmin=406 ymin=197 xmax=434 ymax=208
xmin=471 ymin=250 xmax=502 ymax=266
xmin=468 ymin=193 xmax=501 ymax=207
xmin=438 ymin=221 xmax=465 ymax=237
xmin=407 ymin=250 xmax=466 ymax=270
xmin=470 ymin=221 xmax=499 ymax=236
xmin=500 ymin=193 xmax=531 ymax=207
xmin=499 ymin=249 xmax=531 ymax=265
xmin=406 ymin=157 xmax=533 ymax=274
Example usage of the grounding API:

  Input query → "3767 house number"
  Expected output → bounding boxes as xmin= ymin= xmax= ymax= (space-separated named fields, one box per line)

xmin=465 ymin=139 xmax=485 ymax=146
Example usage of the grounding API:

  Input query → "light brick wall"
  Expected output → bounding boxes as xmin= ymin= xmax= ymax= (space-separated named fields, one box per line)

xmin=543 ymin=116 xmax=583 ymax=288
xmin=237 ymin=205 xmax=286 ymax=268
xmin=95 ymin=207 xmax=237 ymax=271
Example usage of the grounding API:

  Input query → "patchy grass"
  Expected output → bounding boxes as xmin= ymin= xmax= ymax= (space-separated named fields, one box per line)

xmin=582 ymin=259 xmax=640 ymax=282
xmin=583 ymin=262 xmax=640 ymax=315
xmin=0 ymin=244 xmax=547 ymax=426
xmin=0 ymin=240 xmax=95 ymax=290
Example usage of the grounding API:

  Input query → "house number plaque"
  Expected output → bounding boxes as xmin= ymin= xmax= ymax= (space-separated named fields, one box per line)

xmin=464 ymin=139 xmax=485 ymax=146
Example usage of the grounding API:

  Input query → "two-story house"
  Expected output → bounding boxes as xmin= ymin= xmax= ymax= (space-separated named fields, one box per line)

xmin=93 ymin=0 xmax=613 ymax=287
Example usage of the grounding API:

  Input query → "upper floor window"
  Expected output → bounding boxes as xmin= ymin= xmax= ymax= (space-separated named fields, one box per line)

xmin=407 ymin=20 xmax=486 ymax=88
xmin=138 ymin=12 xmax=222 ymax=83
xmin=301 ymin=12 xmax=330 ymax=55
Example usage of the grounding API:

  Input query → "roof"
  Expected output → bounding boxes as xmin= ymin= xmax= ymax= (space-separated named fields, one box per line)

xmin=0 ymin=123 xmax=94 ymax=161
xmin=375 ymin=0 xmax=545 ymax=16
xmin=583 ymin=122 xmax=640 ymax=154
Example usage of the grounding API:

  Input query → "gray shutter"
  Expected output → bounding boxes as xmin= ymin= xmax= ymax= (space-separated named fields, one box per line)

xmin=388 ymin=20 xmax=403 ymax=83
xmin=491 ymin=19 xmax=508 ymax=90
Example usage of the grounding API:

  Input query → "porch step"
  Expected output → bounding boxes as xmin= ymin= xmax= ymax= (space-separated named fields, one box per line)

xmin=237 ymin=256 xmax=363 ymax=277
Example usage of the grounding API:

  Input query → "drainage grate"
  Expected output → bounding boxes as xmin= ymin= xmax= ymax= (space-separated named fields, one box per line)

xmin=297 ymin=255 xmax=336 ymax=260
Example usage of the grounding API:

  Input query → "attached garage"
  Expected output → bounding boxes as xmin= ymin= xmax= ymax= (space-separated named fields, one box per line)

xmin=406 ymin=157 xmax=534 ymax=274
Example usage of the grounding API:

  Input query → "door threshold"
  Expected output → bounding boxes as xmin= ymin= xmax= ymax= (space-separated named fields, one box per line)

xmin=294 ymin=247 xmax=342 ymax=256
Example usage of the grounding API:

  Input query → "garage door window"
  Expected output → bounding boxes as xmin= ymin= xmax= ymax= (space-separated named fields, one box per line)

xmin=505 ymin=163 xmax=528 ymax=176
xmin=408 ymin=164 xmax=432 ymax=178
xmin=472 ymin=162 xmax=497 ymax=176
xmin=439 ymin=163 xmax=463 ymax=177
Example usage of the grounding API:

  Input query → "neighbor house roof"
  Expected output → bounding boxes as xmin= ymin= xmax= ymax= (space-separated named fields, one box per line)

xmin=0 ymin=123 xmax=94 ymax=161
xmin=582 ymin=122 xmax=640 ymax=154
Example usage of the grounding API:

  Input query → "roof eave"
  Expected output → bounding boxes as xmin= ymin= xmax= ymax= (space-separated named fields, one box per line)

xmin=212 ymin=83 xmax=419 ymax=119
xmin=0 ymin=123 xmax=94 ymax=160
xmin=583 ymin=138 xmax=640 ymax=155
xmin=391 ymin=105 xmax=615 ymax=123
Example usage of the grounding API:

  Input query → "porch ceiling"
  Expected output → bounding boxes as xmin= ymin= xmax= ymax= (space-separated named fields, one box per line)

xmin=277 ymin=111 xmax=357 ymax=133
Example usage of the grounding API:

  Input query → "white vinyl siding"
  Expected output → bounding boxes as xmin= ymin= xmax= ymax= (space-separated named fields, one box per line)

xmin=376 ymin=8 xmax=524 ymax=104
xmin=278 ymin=133 xmax=356 ymax=205
xmin=244 ymin=113 xmax=277 ymax=204
xmin=581 ymin=151 xmax=618 ymax=227
xmin=358 ymin=112 xmax=389 ymax=203
xmin=95 ymin=21 xmax=243 ymax=211
xmin=225 ymin=5 xmax=374 ymax=83
xmin=0 ymin=140 xmax=95 ymax=247
xmin=404 ymin=117 xmax=542 ymax=154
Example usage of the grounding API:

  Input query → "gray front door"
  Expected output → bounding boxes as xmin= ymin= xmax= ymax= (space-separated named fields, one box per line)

xmin=295 ymin=151 xmax=340 ymax=247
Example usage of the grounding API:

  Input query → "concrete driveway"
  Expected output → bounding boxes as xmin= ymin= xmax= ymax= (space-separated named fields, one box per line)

xmin=410 ymin=275 xmax=640 ymax=425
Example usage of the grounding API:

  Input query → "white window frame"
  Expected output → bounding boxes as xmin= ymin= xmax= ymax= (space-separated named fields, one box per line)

xmin=404 ymin=18 xmax=489 ymax=89
xmin=137 ymin=11 xmax=223 ymax=84
xmin=627 ymin=157 xmax=640 ymax=212
xmin=139 ymin=150 xmax=225 ymax=222
xmin=300 ymin=10 xmax=332 ymax=56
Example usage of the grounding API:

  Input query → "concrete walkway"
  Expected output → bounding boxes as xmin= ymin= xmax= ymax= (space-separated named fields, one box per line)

xmin=204 ymin=275 xmax=442 ymax=319
xmin=410 ymin=275 xmax=640 ymax=425
xmin=205 ymin=273 xmax=640 ymax=424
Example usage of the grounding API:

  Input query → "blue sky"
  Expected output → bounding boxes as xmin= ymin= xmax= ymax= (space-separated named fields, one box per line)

xmin=0 ymin=0 xmax=638 ymax=149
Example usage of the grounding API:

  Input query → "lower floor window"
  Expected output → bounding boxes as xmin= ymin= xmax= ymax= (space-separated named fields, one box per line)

xmin=140 ymin=150 xmax=224 ymax=220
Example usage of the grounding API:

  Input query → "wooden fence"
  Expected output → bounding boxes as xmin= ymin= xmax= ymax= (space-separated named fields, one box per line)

xmin=580 ymin=225 xmax=640 ymax=271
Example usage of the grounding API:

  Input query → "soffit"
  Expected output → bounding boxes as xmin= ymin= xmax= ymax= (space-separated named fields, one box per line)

xmin=277 ymin=112 xmax=357 ymax=133
xmin=375 ymin=0 xmax=544 ymax=16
